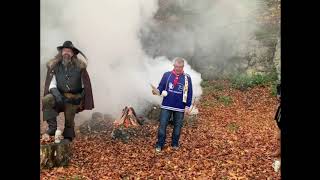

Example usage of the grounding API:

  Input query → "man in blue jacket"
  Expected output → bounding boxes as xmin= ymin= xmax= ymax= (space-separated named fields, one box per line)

xmin=152 ymin=57 xmax=193 ymax=152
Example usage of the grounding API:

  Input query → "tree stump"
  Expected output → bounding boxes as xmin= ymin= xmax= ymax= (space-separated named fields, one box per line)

xmin=40 ymin=140 xmax=71 ymax=169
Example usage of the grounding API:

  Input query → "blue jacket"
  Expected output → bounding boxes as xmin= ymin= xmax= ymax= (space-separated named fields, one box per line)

xmin=157 ymin=71 xmax=193 ymax=112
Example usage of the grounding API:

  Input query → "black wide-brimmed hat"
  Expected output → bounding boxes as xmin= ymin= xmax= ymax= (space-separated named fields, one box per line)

xmin=57 ymin=41 xmax=87 ymax=60
xmin=57 ymin=41 xmax=80 ymax=54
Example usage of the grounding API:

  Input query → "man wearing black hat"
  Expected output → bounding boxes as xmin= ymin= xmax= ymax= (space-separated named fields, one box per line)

xmin=42 ymin=41 xmax=94 ymax=142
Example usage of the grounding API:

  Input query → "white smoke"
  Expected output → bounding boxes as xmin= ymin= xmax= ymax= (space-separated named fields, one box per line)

xmin=41 ymin=0 xmax=203 ymax=119
xmin=141 ymin=0 xmax=266 ymax=79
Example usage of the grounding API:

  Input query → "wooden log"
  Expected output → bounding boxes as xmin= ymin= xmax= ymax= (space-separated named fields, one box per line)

xmin=40 ymin=141 xmax=71 ymax=169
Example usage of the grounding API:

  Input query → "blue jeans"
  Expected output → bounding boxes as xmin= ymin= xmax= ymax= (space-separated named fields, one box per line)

xmin=156 ymin=109 xmax=184 ymax=148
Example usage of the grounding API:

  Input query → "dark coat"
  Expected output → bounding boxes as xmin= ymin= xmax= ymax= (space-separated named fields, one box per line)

xmin=42 ymin=57 xmax=94 ymax=113
xmin=274 ymin=83 xmax=281 ymax=129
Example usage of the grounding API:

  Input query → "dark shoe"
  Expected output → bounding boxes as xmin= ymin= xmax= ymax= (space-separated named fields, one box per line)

xmin=46 ymin=129 xmax=56 ymax=136
xmin=60 ymin=138 xmax=72 ymax=144
xmin=63 ymin=127 xmax=75 ymax=140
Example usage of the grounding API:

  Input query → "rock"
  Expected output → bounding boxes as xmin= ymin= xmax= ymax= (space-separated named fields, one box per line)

xmin=111 ymin=127 xmax=139 ymax=143
xmin=145 ymin=105 xmax=161 ymax=121
xmin=79 ymin=112 xmax=113 ymax=134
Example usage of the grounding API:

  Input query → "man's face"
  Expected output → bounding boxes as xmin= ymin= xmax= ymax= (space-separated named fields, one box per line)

xmin=173 ymin=62 xmax=184 ymax=74
xmin=62 ymin=48 xmax=74 ymax=61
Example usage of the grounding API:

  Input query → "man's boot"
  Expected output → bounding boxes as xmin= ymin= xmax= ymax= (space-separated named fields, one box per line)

xmin=63 ymin=103 xmax=77 ymax=142
xmin=62 ymin=128 xmax=75 ymax=142
xmin=42 ymin=94 xmax=59 ymax=136
xmin=43 ymin=110 xmax=58 ymax=136
xmin=46 ymin=117 xmax=57 ymax=136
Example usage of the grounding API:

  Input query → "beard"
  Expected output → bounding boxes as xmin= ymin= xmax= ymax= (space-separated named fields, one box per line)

xmin=62 ymin=54 xmax=72 ymax=67
xmin=63 ymin=54 xmax=71 ymax=61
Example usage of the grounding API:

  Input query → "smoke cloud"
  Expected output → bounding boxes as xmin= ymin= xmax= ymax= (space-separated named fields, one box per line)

xmin=141 ymin=0 xmax=265 ymax=79
xmin=41 ymin=0 xmax=203 ymax=119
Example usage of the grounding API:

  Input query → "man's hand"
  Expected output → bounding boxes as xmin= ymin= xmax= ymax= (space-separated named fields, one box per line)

xmin=150 ymin=84 xmax=160 ymax=95
xmin=184 ymin=107 xmax=191 ymax=116
xmin=50 ymin=88 xmax=64 ymax=106
xmin=55 ymin=96 xmax=65 ymax=106
xmin=152 ymin=89 xmax=160 ymax=95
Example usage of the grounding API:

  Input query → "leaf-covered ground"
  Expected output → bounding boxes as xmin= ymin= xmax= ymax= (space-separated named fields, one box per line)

xmin=40 ymin=80 xmax=280 ymax=179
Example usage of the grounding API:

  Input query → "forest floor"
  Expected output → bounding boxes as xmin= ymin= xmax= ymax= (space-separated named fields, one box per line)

xmin=40 ymin=80 xmax=281 ymax=180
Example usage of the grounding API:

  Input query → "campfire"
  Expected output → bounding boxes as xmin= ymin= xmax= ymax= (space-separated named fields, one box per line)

xmin=111 ymin=106 xmax=142 ymax=142
xmin=113 ymin=106 xmax=141 ymax=128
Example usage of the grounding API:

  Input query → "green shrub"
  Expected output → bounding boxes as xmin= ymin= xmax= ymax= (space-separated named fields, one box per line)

xmin=217 ymin=95 xmax=232 ymax=106
xmin=227 ymin=122 xmax=239 ymax=132
xmin=230 ymin=71 xmax=277 ymax=91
